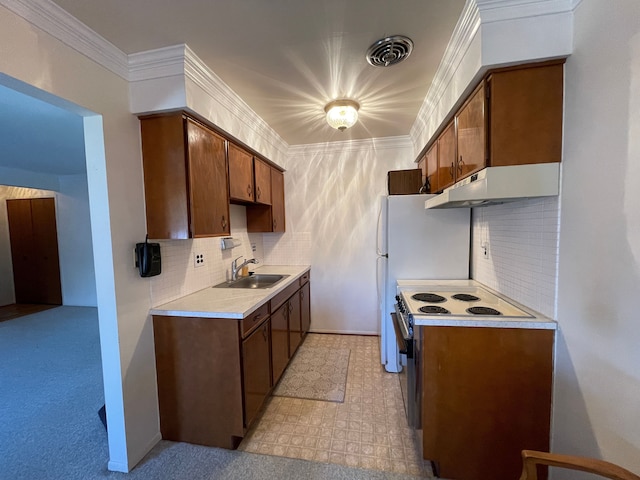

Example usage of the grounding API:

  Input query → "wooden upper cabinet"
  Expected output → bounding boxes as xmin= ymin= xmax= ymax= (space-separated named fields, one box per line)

xmin=140 ymin=112 xmax=230 ymax=239
xmin=418 ymin=60 xmax=564 ymax=190
xmin=424 ymin=142 xmax=439 ymax=194
xmin=246 ymin=167 xmax=286 ymax=233
xmin=455 ymin=82 xmax=487 ymax=181
xmin=228 ymin=143 xmax=254 ymax=203
xmin=254 ymin=158 xmax=272 ymax=205
xmin=271 ymin=169 xmax=285 ymax=232
xmin=487 ymin=62 xmax=564 ymax=167
xmin=437 ymin=121 xmax=457 ymax=191
xmin=417 ymin=155 xmax=427 ymax=190
xmin=186 ymin=119 xmax=230 ymax=237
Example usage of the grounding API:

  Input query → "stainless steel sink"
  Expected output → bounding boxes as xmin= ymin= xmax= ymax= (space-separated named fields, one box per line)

xmin=213 ymin=274 xmax=289 ymax=289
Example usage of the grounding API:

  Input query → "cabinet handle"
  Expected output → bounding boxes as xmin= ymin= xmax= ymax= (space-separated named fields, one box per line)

xmin=221 ymin=215 xmax=227 ymax=229
xmin=288 ymin=302 xmax=293 ymax=314
xmin=449 ymin=162 xmax=454 ymax=179
xmin=300 ymin=291 xmax=305 ymax=301
xmin=262 ymin=325 xmax=268 ymax=342
xmin=273 ymin=219 xmax=277 ymax=230
xmin=458 ymin=155 xmax=464 ymax=175
xmin=256 ymin=186 xmax=261 ymax=200
xmin=247 ymin=184 xmax=252 ymax=197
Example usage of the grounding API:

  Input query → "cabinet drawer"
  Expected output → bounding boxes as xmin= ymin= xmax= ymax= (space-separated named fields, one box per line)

xmin=299 ymin=271 xmax=310 ymax=286
xmin=270 ymin=282 xmax=299 ymax=312
xmin=241 ymin=303 xmax=270 ymax=337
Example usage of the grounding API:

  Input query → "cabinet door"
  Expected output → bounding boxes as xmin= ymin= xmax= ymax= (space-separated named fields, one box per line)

xmin=455 ymin=82 xmax=486 ymax=181
xmin=242 ymin=319 xmax=271 ymax=428
xmin=424 ymin=142 xmax=439 ymax=193
xmin=488 ymin=63 xmax=564 ymax=167
xmin=140 ymin=113 xmax=190 ymax=239
xmin=271 ymin=303 xmax=289 ymax=385
xmin=271 ymin=169 xmax=285 ymax=232
xmin=422 ymin=326 xmax=554 ymax=480
xmin=288 ymin=292 xmax=302 ymax=356
xmin=417 ymin=155 xmax=427 ymax=191
xmin=437 ymin=121 xmax=456 ymax=191
xmin=228 ymin=143 xmax=254 ymax=203
xmin=254 ymin=158 xmax=272 ymax=205
xmin=300 ymin=282 xmax=311 ymax=335
xmin=186 ymin=119 xmax=230 ymax=237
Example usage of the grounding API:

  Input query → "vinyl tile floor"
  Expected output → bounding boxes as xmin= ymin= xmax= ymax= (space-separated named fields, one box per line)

xmin=238 ymin=333 xmax=433 ymax=477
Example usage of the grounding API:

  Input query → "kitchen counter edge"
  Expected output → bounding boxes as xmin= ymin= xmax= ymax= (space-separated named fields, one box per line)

xmin=149 ymin=265 xmax=310 ymax=319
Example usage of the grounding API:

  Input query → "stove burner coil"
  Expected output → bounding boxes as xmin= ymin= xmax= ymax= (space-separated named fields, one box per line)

xmin=467 ymin=306 xmax=502 ymax=316
xmin=412 ymin=293 xmax=446 ymax=303
xmin=419 ymin=306 xmax=450 ymax=314
xmin=452 ymin=293 xmax=480 ymax=302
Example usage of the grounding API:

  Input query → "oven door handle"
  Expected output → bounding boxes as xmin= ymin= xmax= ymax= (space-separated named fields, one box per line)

xmin=391 ymin=313 xmax=408 ymax=355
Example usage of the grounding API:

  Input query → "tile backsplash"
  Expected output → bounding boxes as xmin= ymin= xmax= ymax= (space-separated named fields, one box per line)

xmin=471 ymin=196 xmax=560 ymax=319
xmin=149 ymin=204 xmax=311 ymax=307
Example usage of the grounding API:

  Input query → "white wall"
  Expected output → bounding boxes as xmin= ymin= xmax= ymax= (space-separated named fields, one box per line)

xmin=57 ymin=175 xmax=97 ymax=306
xmin=284 ymin=138 xmax=414 ymax=334
xmin=551 ymin=0 xmax=640 ymax=476
xmin=0 ymin=3 xmax=155 ymax=472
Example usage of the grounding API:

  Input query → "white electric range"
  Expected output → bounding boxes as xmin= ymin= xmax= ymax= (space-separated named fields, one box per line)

xmin=395 ymin=279 xmax=556 ymax=330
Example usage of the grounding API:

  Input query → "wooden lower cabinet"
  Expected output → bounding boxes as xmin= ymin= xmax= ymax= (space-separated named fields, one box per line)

xmin=288 ymin=291 xmax=302 ymax=356
xmin=152 ymin=315 xmax=245 ymax=449
xmin=421 ymin=326 xmax=554 ymax=480
xmin=271 ymin=303 xmax=289 ymax=385
xmin=242 ymin=320 xmax=271 ymax=427
xmin=152 ymin=271 xmax=311 ymax=449
xmin=300 ymin=281 xmax=311 ymax=335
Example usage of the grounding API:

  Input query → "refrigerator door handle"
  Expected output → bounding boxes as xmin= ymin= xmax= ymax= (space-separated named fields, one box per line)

xmin=376 ymin=204 xmax=383 ymax=256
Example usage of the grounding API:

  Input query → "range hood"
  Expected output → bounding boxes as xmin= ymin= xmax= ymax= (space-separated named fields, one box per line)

xmin=425 ymin=163 xmax=560 ymax=209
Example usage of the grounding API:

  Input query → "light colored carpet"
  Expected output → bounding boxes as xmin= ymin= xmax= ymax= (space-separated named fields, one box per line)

xmin=272 ymin=345 xmax=350 ymax=402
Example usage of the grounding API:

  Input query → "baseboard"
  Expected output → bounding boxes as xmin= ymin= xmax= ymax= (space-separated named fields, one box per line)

xmin=309 ymin=329 xmax=379 ymax=336
xmin=108 ymin=431 xmax=162 ymax=473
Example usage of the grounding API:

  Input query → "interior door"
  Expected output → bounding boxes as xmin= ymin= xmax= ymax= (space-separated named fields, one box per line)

xmin=7 ymin=198 xmax=62 ymax=305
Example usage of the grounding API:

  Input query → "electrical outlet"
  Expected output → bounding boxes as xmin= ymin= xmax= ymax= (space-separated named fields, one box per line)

xmin=251 ymin=242 xmax=257 ymax=253
xmin=194 ymin=253 xmax=205 ymax=268
xmin=481 ymin=242 xmax=489 ymax=259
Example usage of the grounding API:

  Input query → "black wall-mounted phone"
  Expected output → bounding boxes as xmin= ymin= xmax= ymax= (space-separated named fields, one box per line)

xmin=135 ymin=236 xmax=161 ymax=278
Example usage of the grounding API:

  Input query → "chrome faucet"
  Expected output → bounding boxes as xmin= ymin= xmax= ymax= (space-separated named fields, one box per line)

xmin=231 ymin=256 xmax=258 ymax=281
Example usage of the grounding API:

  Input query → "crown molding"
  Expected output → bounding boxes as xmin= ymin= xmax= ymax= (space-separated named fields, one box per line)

xmin=0 ymin=0 xmax=129 ymax=80
xmin=409 ymin=0 xmax=481 ymax=143
xmin=287 ymin=135 xmax=413 ymax=157
xmin=476 ymin=0 xmax=575 ymax=23
xmin=128 ymin=44 xmax=188 ymax=81
xmin=181 ymin=45 xmax=289 ymax=156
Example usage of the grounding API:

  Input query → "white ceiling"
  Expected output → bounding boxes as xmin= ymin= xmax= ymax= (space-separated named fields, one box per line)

xmin=50 ymin=0 xmax=466 ymax=145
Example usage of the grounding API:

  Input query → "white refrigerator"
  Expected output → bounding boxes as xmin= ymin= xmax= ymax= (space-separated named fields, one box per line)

xmin=376 ymin=194 xmax=470 ymax=372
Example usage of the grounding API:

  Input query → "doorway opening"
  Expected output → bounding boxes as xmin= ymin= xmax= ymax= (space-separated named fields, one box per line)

xmin=0 ymin=74 xmax=118 ymax=471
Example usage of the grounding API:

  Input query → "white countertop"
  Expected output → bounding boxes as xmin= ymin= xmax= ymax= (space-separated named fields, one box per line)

xmin=150 ymin=265 xmax=310 ymax=319
xmin=396 ymin=279 xmax=557 ymax=330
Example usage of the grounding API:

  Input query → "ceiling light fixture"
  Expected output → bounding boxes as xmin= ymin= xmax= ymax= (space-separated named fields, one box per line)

xmin=324 ymin=99 xmax=360 ymax=132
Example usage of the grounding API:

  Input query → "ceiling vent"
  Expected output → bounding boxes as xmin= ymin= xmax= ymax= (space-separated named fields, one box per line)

xmin=366 ymin=35 xmax=414 ymax=67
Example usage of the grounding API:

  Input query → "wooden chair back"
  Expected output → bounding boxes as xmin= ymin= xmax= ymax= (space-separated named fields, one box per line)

xmin=519 ymin=450 xmax=640 ymax=480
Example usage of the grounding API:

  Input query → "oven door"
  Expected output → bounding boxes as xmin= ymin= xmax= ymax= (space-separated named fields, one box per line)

xmin=392 ymin=311 xmax=419 ymax=428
